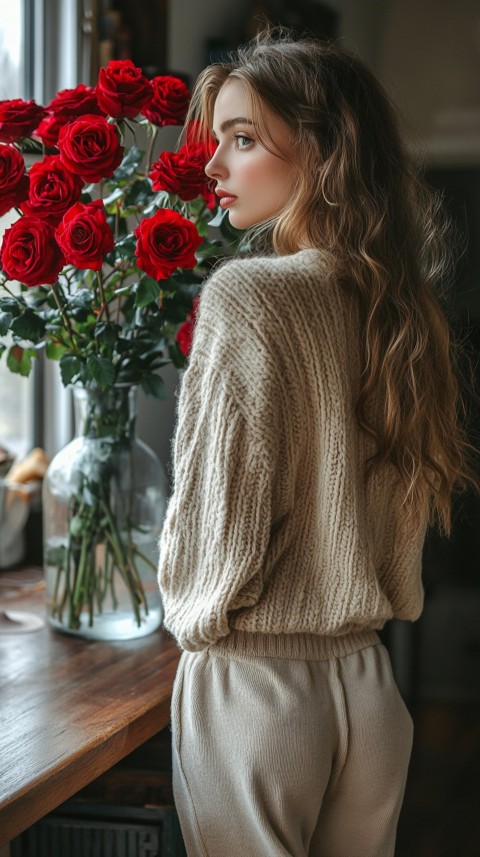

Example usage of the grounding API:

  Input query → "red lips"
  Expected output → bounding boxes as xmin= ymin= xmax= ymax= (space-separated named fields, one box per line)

xmin=216 ymin=188 xmax=237 ymax=208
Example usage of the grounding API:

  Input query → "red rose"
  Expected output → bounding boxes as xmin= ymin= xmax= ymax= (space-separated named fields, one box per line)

xmin=1 ymin=216 xmax=65 ymax=286
xmin=176 ymin=295 xmax=200 ymax=357
xmin=95 ymin=60 xmax=152 ymax=119
xmin=34 ymin=114 xmax=65 ymax=147
xmin=57 ymin=115 xmax=124 ymax=182
xmin=20 ymin=155 xmax=83 ymax=224
xmin=0 ymin=99 xmax=47 ymax=143
xmin=134 ymin=208 xmax=202 ymax=280
xmin=34 ymin=87 xmax=105 ymax=148
xmin=0 ymin=145 xmax=29 ymax=216
xmin=150 ymin=142 xmax=216 ymax=208
xmin=141 ymin=76 xmax=190 ymax=127
xmin=55 ymin=200 xmax=114 ymax=271
xmin=48 ymin=84 xmax=104 ymax=117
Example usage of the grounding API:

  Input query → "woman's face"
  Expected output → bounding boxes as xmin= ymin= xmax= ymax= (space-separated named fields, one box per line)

xmin=205 ymin=78 xmax=297 ymax=230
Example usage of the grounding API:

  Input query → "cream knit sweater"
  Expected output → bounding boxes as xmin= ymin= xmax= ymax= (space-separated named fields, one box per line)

xmin=158 ymin=249 xmax=427 ymax=653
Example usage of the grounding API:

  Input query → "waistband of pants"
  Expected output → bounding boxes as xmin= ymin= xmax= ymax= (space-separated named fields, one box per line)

xmin=208 ymin=628 xmax=381 ymax=662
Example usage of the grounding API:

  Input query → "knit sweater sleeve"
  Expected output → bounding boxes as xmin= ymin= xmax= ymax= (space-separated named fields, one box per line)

xmin=157 ymin=263 xmax=274 ymax=652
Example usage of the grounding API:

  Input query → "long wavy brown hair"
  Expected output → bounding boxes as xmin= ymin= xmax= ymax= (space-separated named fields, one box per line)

xmin=187 ymin=28 xmax=477 ymax=534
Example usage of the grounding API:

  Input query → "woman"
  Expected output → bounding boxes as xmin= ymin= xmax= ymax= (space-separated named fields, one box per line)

xmin=158 ymin=29 xmax=475 ymax=857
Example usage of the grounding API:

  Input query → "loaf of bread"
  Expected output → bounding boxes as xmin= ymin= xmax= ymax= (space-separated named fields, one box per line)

xmin=6 ymin=447 xmax=49 ymax=485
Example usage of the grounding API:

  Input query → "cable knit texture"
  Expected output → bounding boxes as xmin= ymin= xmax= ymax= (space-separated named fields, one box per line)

xmin=158 ymin=249 xmax=427 ymax=653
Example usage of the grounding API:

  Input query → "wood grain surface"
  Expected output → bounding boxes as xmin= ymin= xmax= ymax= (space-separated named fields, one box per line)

xmin=0 ymin=579 xmax=180 ymax=847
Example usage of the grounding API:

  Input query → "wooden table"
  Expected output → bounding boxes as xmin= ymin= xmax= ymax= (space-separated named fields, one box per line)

xmin=0 ymin=571 xmax=180 ymax=848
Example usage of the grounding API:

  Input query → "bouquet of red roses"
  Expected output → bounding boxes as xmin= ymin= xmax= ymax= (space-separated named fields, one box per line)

xmin=0 ymin=59 xmax=226 ymax=393
xmin=0 ymin=60 xmax=236 ymax=636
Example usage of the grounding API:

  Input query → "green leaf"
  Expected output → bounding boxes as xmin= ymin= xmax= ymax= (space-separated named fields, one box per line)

xmin=145 ymin=356 xmax=171 ymax=371
xmin=0 ymin=310 xmax=13 ymax=335
xmin=196 ymin=240 xmax=223 ymax=260
xmin=113 ymin=233 xmax=137 ymax=262
xmin=103 ymin=186 xmax=125 ymax=208
xmin=187 ymin=196 xmax=208 ymax=217
xmin=63 ymin=287 xmax=94 ymax=323
xmin=141 ymin=373 xmax=166 ymax=399
xmin=60 ymin=353 xmax=82 ymax=386
xmin=0 ymin=296 xmax=22 ymax=314
xmin=10 ymin=309 xmax=46 ymax=343
xmin=69 ymin=306 xmax=91 ymax=323
xmin=87 ymin=354 xmax=116 ymax=387
xmin=31 ymin=292 xmax=56 ymax=312
xmin=123 ymin=178 xmax=154 ymax=208
xmin=118 ymin=292 xmax=136 ymax=323
xmin=66 ymin=266 xmax=91 ymax=288
xmin=143 ymin=190 xmax=176 ymax=216
xmin=135 ymin=277 xmax=160 ymax=308
xmin=64 ymin=288 xmax=93 ymax=310
xmin=110 ymin=145 xmax=144 ymax=181
xmin=114 ymin=335 xmax=136 ymax=354
xmin=6 ymin=344 xmax=36 ymax=376
xmin=168 ymin=340 xmax=188 ymax=370
xmin=195 ymin=220 xmax=209 ymax=239
xmin=131 ymin=343 xmax=168 ymax=366
xmin=162 ymin=295 xmax=194 ymax=323
xmin=46 ymin=341 xmax=67 ymax=360
xmin=94 ymin=321 xmax=120 ymax=346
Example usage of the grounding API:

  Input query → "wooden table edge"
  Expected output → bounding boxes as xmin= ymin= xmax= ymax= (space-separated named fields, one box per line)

xmin=1 ymin=693 xmax=174 ymax=848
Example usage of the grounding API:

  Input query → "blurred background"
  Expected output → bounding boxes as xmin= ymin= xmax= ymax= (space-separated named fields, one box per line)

xmin=0 ymin=2 xmax=479 ymax=854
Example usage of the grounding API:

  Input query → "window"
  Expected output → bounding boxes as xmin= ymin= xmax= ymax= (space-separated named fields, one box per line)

xmin=0 ymin=1 xmax=35 ymax=460
xmin=0 ymin=0 xmax=82 ymax=462
xmin=0 ymin=1 xmax=23 ymax=99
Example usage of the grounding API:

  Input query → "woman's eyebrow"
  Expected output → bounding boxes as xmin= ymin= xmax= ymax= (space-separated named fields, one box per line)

xmin=218 ymin=117 xmax=254 ymax=132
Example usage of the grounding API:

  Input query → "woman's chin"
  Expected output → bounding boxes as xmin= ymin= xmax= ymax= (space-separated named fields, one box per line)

xmin=227 ymin=212 xmax=263 ymax=231
xmin=227 ymin=212 xmax=248 ymax=230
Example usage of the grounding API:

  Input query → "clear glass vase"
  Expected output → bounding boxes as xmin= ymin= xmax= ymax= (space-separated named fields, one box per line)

xmin=43 ymin=385 xmax=168 ymax=640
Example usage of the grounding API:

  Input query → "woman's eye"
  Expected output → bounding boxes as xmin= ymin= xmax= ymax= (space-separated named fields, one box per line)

xmin=234 ymin=134 xmax=253 ymax=149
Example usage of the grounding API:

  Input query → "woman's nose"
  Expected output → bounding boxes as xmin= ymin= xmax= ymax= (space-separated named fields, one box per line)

xmin=205 ymin=148 xmax=226 ymax=180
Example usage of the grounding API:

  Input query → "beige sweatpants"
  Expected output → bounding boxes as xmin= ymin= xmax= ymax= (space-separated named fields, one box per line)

xmin=171 ymin=631 xmax=413 ymax=857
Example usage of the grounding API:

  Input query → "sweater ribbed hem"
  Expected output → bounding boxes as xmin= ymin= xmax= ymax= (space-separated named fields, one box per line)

xmin=208 ymin=629 xmax=381 ymax=662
